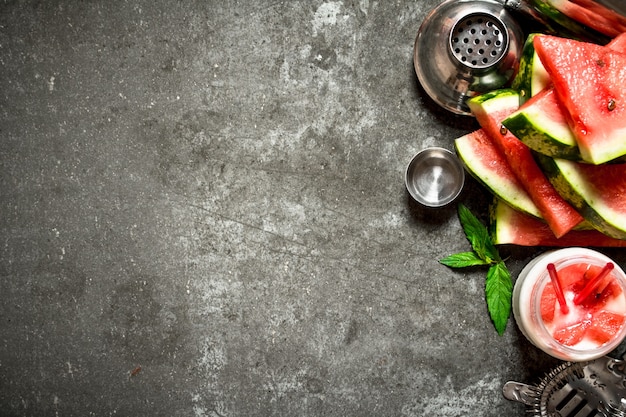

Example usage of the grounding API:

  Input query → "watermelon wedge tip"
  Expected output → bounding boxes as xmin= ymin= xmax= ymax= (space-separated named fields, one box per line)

xmin=534 ymin=34 xmax=626 ymax=164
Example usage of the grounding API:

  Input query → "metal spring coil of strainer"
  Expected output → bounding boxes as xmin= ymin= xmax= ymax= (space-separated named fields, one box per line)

xmin=503 ymin=355 xmax=626 ymax=416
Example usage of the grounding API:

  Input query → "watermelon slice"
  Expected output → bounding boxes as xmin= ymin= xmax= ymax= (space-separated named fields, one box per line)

xmin=538 ymin=156 xmax=626 ymax=239
xmin=526 ymin=0 xmax=610 ymax=44
xmin=468 ymin=89 xmax=583 ymax=237
xmin=454 ymin=130 xmax=541 ymax=218
xmin=503 ymin=88 xmax=581 ymax=160
xmin=534 ymin=34 xmax=626 ymax=164
xmin=546 ymin=0 xmax=626 ymax=38
xmin=489 ymin=199 xmax=626 ymax=247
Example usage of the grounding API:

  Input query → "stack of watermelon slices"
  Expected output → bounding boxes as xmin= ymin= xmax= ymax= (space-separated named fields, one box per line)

xmin=455 ymin=32 xmax=626 ymax=247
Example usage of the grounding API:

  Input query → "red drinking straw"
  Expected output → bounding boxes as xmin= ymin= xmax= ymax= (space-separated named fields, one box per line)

xmin=547 ymin=263 xmax=569 ymax=314
xmin=573 ymin=262 xmax=614 ymax=305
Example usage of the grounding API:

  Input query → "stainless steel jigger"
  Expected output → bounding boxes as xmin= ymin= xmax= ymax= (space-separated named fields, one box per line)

xmin=414 ymin=0 xmax=524 ymax=115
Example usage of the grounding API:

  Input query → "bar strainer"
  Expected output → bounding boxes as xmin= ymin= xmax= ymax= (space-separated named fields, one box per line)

xmin=503 ymin=355 xmax=626 ymax=416
xmin=413 ymin=0 xmax=524 ymax=115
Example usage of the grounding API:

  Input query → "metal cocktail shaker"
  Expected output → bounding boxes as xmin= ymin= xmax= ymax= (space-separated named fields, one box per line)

xmin=413 ymin=0 xmax=626 ymax=115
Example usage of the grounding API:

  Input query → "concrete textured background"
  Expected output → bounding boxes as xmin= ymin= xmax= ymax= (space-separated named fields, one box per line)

xmin=1 ymin=1 xmax=625 ymax=416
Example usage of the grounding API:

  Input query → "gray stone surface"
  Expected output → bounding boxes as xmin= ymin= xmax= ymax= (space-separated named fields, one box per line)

xmin=1 ymin=1 xmax=625 ymax=416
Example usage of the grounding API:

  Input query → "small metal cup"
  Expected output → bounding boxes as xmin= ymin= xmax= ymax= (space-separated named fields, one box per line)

xmin=405 ymin=147 xmax=465 ymax=207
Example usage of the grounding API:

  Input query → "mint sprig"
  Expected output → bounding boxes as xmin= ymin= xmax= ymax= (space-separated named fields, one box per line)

xmin=440 ymin=204 xmax=512 ymax=335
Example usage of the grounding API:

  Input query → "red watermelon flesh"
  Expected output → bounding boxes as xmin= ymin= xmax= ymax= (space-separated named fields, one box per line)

xmin=578 ymin=265 xmax=624 ymax=310
xmin=586 ymin=311 xmax=626 ymax=344
xmin=560 ymin=263 xmax=594 ymax=291
xmin=560 ymin=263 xmax=620 ymax=310
xmin=490 ymin=199 xmax=626 ymax=247
xmin=572 ymin=161 xmax=626 ymax=213
xmin=552 ymin=320 xmax=589 ymax=346
xmin=534 ymin=35 xmax=626 ymax=164
xmin=569 ymin=0 xmax=626 ymax=36
xmin=541 ymin=284 xmax=558 ymax=323
xmin=546 ymin=158 xmax=626 ymax=240
xmin=549 ymin=0 xmax=626 ymax=38
xmin=469 ymin=95 xmax=583 ymax=237
xmin=607 ymin=32 xmax=626 ymax=52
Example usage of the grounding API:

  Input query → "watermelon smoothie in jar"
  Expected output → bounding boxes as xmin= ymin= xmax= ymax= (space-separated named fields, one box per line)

xmin=513 ymin=248 xmax=626 ymax=361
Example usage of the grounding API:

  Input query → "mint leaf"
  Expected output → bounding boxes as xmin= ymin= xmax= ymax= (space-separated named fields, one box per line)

xmin=458 ymin=204 xmax=500 ymax=263
xmin=439 ymin=204 xmax=512 ymax=335
xmin=486 ymin=261 xmax=513 ymax=336
xmin=439 ymin=251 xmax=489 ymax=268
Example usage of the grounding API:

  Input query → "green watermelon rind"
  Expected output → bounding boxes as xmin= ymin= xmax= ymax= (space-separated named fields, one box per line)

xmin=511 ymin=34 xmax=535 ymax=101
xmin=454 ymin=133 xmax=542 ymax=219
xmin=512 ymin=33 xmax=551 ymax=103
xmin=530 ymin=49 xmax=550 ymax=97
xmin=468 ymin=89 xmax=520 ymax=114
xmin=502 ymin=95 xmax=581 ymax=161
xmin=489 ymin=198 xmax=549 ymax=246
xmin=581 ymin=125 xmax=626 ymax=166
xmin=538 ymin=155 xmax=626 ymax=239
xmin=527 ymin=0 xmax=609 ymax=44
xmin=489 ymin=197 xmax=626 ymax=247
xmin=489 ymin=199 xmax=513 ymax=245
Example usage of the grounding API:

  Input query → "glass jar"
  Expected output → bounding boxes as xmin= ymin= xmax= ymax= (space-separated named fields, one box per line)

xmin=513 ymin=247 xmax=626 ymax=361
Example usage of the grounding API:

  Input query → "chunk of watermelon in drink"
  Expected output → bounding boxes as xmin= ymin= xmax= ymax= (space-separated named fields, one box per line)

xmin=557 ymin=263 xmax=589 ymax=291
xmin=553 ymin=320 xmax=590 ymax=346
xmin=586 ymin=311 xmax=626 ymax=345
xmin=541 ymin=284 xmax=557 ymax=323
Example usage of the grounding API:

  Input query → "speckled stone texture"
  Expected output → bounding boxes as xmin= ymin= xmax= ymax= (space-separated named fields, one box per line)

xmin=1 ymin=1 xmax=625 ymax=416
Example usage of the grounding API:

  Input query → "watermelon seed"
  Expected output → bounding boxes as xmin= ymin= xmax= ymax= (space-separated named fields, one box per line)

xmin=608 ymin=99 xmax=616 ymax=111
xmin=499 ymin=125 xmax=508 ymax=135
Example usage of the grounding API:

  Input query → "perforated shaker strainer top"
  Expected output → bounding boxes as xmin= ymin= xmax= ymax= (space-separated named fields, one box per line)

xmin=449 ymin=13 xmax=508 ymax=70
